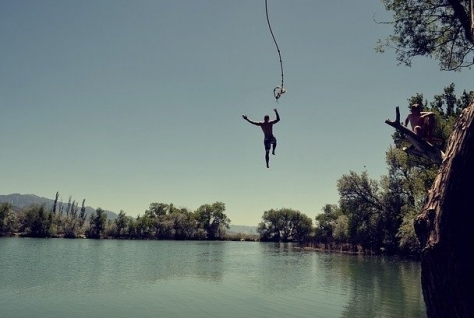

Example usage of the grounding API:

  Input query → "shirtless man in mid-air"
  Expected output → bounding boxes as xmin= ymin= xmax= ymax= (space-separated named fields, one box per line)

xmin=242 ymin=109 xmax=280 ymax=168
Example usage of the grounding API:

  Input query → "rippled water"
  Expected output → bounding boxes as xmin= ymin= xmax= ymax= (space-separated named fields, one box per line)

xmin=0 ymin=238 xmax=426 ymax=317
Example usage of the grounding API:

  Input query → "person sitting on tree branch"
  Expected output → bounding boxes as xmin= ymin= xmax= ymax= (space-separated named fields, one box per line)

xmin=242 ymin=108 xmax=280 ymax=168
xmin=404 ymin=103 xmax=436 ymax=142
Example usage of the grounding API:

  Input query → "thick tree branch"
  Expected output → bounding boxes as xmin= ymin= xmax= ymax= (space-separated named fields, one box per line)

xmin=446 ymin=0 xmax=473 ymax=43
xmin=385 ymin=106 xmax=445 ymax=164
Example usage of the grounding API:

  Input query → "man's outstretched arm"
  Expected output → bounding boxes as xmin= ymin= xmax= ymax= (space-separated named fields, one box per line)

xmin=273 ymin=109 xmax=280 ymax=123
xmin=242 ymin=115 xmax=260 ymax=126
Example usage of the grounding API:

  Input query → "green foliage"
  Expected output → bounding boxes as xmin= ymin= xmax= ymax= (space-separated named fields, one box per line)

xmin=114 ymin=210 xmax=129 ymax=238
xmin=47 ymin=192 xmax=88 ymax=238
xmin=291 ymin=212 xmax=313 ymax=242
xmin=195 ymin=202 xmax=231 ymax=240
xmin=258 ymin=209 xmax=281 ymax=241
xmin=146 ymin=202 xmax=172 ymax=217
xmin=397 ymin=210 xmax=421 ymax=255
xmin=377 ymin=0 xmax=474 ymax=71
xmin=430 ymin=84 xmax=474 ymax=145
xmin=63 ymin=200 xmax=81 ymax=238
xmin=333 ymin=215 xmax=349 ymax=243
xmin=172 ymin=208 xmax=198 ymax=240
xmin=154 ymin=216 xmax=175 ymax=239
xmin=52 ymin=192 xmax=59 ymax=214
xmin=104 ymin=219 xmax=116 ymax=238
xmin=79 ymin=199 xmax=87 ymax=229
xmin=338 ymin=171 xmax=387 ymax=252
xmin=258 ymin=208 xmax=313 ymax=242
xmin=135 ymin=213 xmax=153 ymax=238
xmin=317 ymin=84 xmax=473 ymax=256
xmin=0 ymin=196 xmax=234 ymax=241
xmin=87 ymin=207 xmax=107 ymax=239
xmin=0 ymin=202 xmax=15 ymax=234
xmin=64 ymin=201 xmax=230 ymax=241
xmin=314 ymin=204 xmax=342 ymax=242
xmin=21 ymin=204 xmax=54 ymax=238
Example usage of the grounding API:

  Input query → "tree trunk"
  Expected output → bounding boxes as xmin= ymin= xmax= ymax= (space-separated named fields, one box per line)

xmin=414 ymin=103 xmax=474 ymax=317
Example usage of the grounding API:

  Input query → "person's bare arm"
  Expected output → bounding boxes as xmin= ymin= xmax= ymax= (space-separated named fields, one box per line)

xmin=420 ymin=112 xmax=434 ymax=118
xmin=404 ymin=115 xmax=410 ymax=127
xmin=272 ymin=109 xmax=280 ymax=124
xmin=242 ymin=115 xmax=260 ymax=126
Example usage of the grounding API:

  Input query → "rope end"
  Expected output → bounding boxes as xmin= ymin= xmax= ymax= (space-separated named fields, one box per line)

xmin=273 ymin=86 xmax=286 ymax=100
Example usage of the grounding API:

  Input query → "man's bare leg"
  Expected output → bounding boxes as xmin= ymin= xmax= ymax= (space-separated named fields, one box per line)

xmin=272 ymin=142 xmax=277 ymax=155
xmin=423 ymin=116 xmax=435 ymax=140
xmin=265 ymin=151 xmax=270 ymax=168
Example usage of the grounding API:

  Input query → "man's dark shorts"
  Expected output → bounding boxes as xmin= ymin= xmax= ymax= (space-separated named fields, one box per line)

xmin=264 ymin=136 xmax=277 ymax=150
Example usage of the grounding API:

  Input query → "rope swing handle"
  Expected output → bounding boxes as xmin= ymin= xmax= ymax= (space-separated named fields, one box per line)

xmin=265 ymin=0 xmax=286 ymax=100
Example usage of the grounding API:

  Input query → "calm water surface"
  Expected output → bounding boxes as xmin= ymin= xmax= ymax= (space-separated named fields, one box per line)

xmin=0 ymin=238 xmax=426 ymax=317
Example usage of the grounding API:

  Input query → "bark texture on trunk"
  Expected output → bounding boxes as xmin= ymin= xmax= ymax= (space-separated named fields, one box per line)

xmin=414 ymin=104 xmax=474 ymax=317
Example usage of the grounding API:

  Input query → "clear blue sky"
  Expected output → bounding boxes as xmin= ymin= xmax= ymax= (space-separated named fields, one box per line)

xmin=1 ymin=0 xmax=472 ymax=226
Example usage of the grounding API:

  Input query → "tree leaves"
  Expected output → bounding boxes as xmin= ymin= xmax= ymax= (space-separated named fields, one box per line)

xmin=378 ymin=0 xmax=474 ymax=71
xmin=257 ymin=208 xmax=313 ymax=242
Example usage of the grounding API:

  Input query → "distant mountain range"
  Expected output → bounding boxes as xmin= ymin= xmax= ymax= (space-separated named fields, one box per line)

xmin=0 ymin=193 xmax=257 ymax=234
xmin=0 ymin=193 xmax=118 ymax=219
xmin=227 ymin=225 xmax=257 ymax=235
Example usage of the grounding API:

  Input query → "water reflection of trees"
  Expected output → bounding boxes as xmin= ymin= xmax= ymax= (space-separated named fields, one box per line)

xmin=332 ymin=255 xmax=426 ymax=318
xmin=193 ymin=242 xmax=225 ymax=281
xmin=120 ymin=241 xmax=226 ymax=284
xmin=256 ymin=242 xmax=313 ymax=293
xmin=48 ymin=240 xmax=227 ymax=294
xmin=254 ymin=247 xmax=426 ymax=318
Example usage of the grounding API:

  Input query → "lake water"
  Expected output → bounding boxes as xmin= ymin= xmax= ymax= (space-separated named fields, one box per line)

xmin=0 ymin=238 xmax=426 ymax=317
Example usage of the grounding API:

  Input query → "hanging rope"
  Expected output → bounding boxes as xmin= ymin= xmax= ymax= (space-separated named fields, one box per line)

xmin=265 ymin=0 xmax=286 ymax=100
